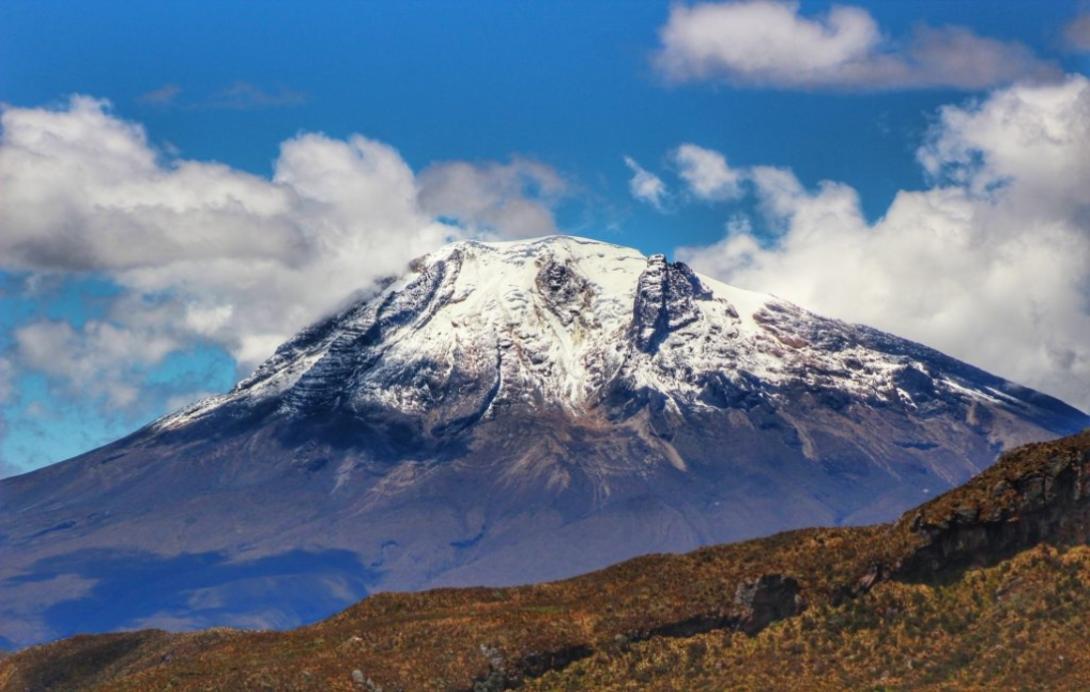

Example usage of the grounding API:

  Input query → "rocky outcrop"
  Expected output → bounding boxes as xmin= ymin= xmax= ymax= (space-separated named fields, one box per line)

xmin=630 ymin=254 xmax=714 ymax=352
xmin=896 ymin=434 xmax=1090 ymax=580
xmin=733 ymin=574 xmax=804 ymax=634
xmin=535 ymin=259 xmax=592 ymax=327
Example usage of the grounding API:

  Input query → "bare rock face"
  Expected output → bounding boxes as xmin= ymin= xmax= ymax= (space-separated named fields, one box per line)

xmin=0 ymin=235 xmax=1086 ymax=649
xmin=897 ymin=436 xmax=1090 ymax=580
xmin=535 ymin=259 xmax=592 ymax=327
xmin=733 ymin=575 xmax=803 ymax=635
xmin=631 ymin=254 xmax=712 ymax=352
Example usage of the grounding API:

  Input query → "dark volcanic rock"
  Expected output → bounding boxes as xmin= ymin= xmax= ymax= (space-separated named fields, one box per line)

xmin=733 ymin=575 xmax=803 ymax=634
xmin=631 ymin=254 xmax=715 ymax=352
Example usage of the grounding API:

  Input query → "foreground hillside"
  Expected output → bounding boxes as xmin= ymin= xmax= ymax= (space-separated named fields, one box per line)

xmin=530 ymin=544 xmax=1090 ymax=690
xmin=3 ymin=429 xmax=1090 ymax=690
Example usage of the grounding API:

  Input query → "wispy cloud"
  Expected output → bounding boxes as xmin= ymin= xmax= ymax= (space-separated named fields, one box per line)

xmin=1065 ymin=13 xmax=1090 ymax=53
xmin=654 ymin=0 xmax=1060 ymax=91
xmin=203 ymin=81 xmax=308 ymax=110
xmin=0 ymin=358 xmax=21 ymax=477
xmin=418 ymin=157 xmax=568 ymax=239
xmin=138 ymin=83 xmax=182 ymax=106
xmin=0 ymin=357 xmax=13 ymax=406
xmin=623 ymin=156 xmax=668 ymax=210
xmin=136 ymin=81 xmax=307 ymax=110
xmin=0 ymin=447 xmax=19 ymax=480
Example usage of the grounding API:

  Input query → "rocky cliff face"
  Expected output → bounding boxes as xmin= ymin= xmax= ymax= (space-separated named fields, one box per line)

xmin=0 ymin=235 xmax=1085 ymax=648
xmin=629 ymin=254 xmax=710 ymax=352
xmin=895 ymin=431 xmax=1090 ymax=580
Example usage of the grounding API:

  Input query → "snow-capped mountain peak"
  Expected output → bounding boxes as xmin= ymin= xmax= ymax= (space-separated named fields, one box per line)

xmin=159 ymin=235 xmax=1061 ymax=436
xmin=7 ymin=236 xmax=1087 ymax=649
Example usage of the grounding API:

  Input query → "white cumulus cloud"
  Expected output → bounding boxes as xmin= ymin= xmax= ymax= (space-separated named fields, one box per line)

xmin=14 ymin=320 xmax=179 ymax=408
xmin=655 ymin=0 xmax=1059 ymax=90
xmin=0 ymin=96 xmax=568 ymax=420
xmin=677 ymin=74 xmax=1090 ymax=409
xmin=623 ymin=156 xmax=668 ymax=209
xmin=418 ymin=158 xmax=568 ymax=239
xmin=673 ymin=143 xmax=744 ymax=201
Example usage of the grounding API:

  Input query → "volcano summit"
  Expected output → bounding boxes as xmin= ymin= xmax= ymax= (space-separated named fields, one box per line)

xmin=1 ymin=235 xmax=1085 ymax=648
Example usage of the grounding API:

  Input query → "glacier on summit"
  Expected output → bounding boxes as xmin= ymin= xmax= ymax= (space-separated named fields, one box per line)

xmin=162 ymin=236 xmax=1066 ymax=446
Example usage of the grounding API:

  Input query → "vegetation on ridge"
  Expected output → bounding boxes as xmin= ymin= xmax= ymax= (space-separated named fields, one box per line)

xmin=531 ymin=542 xmax=1090 ymax=690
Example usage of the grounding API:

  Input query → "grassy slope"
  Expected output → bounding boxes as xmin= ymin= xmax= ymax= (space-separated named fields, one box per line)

xmin=2 ymin=430 xmax=1089 ymax=691
xmin=531 ymin=544 xmax=1090 ymax=690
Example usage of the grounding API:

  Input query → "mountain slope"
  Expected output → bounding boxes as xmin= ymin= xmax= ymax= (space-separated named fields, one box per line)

xmin=0 ymin=235 xmax=1085 ymax=648
xmin=4 ymin=429 xmax=1090 ymax=690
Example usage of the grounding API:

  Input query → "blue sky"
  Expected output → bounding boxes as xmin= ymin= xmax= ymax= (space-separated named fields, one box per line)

xmin=2 ymin=1 xmax=1090 ymax=474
